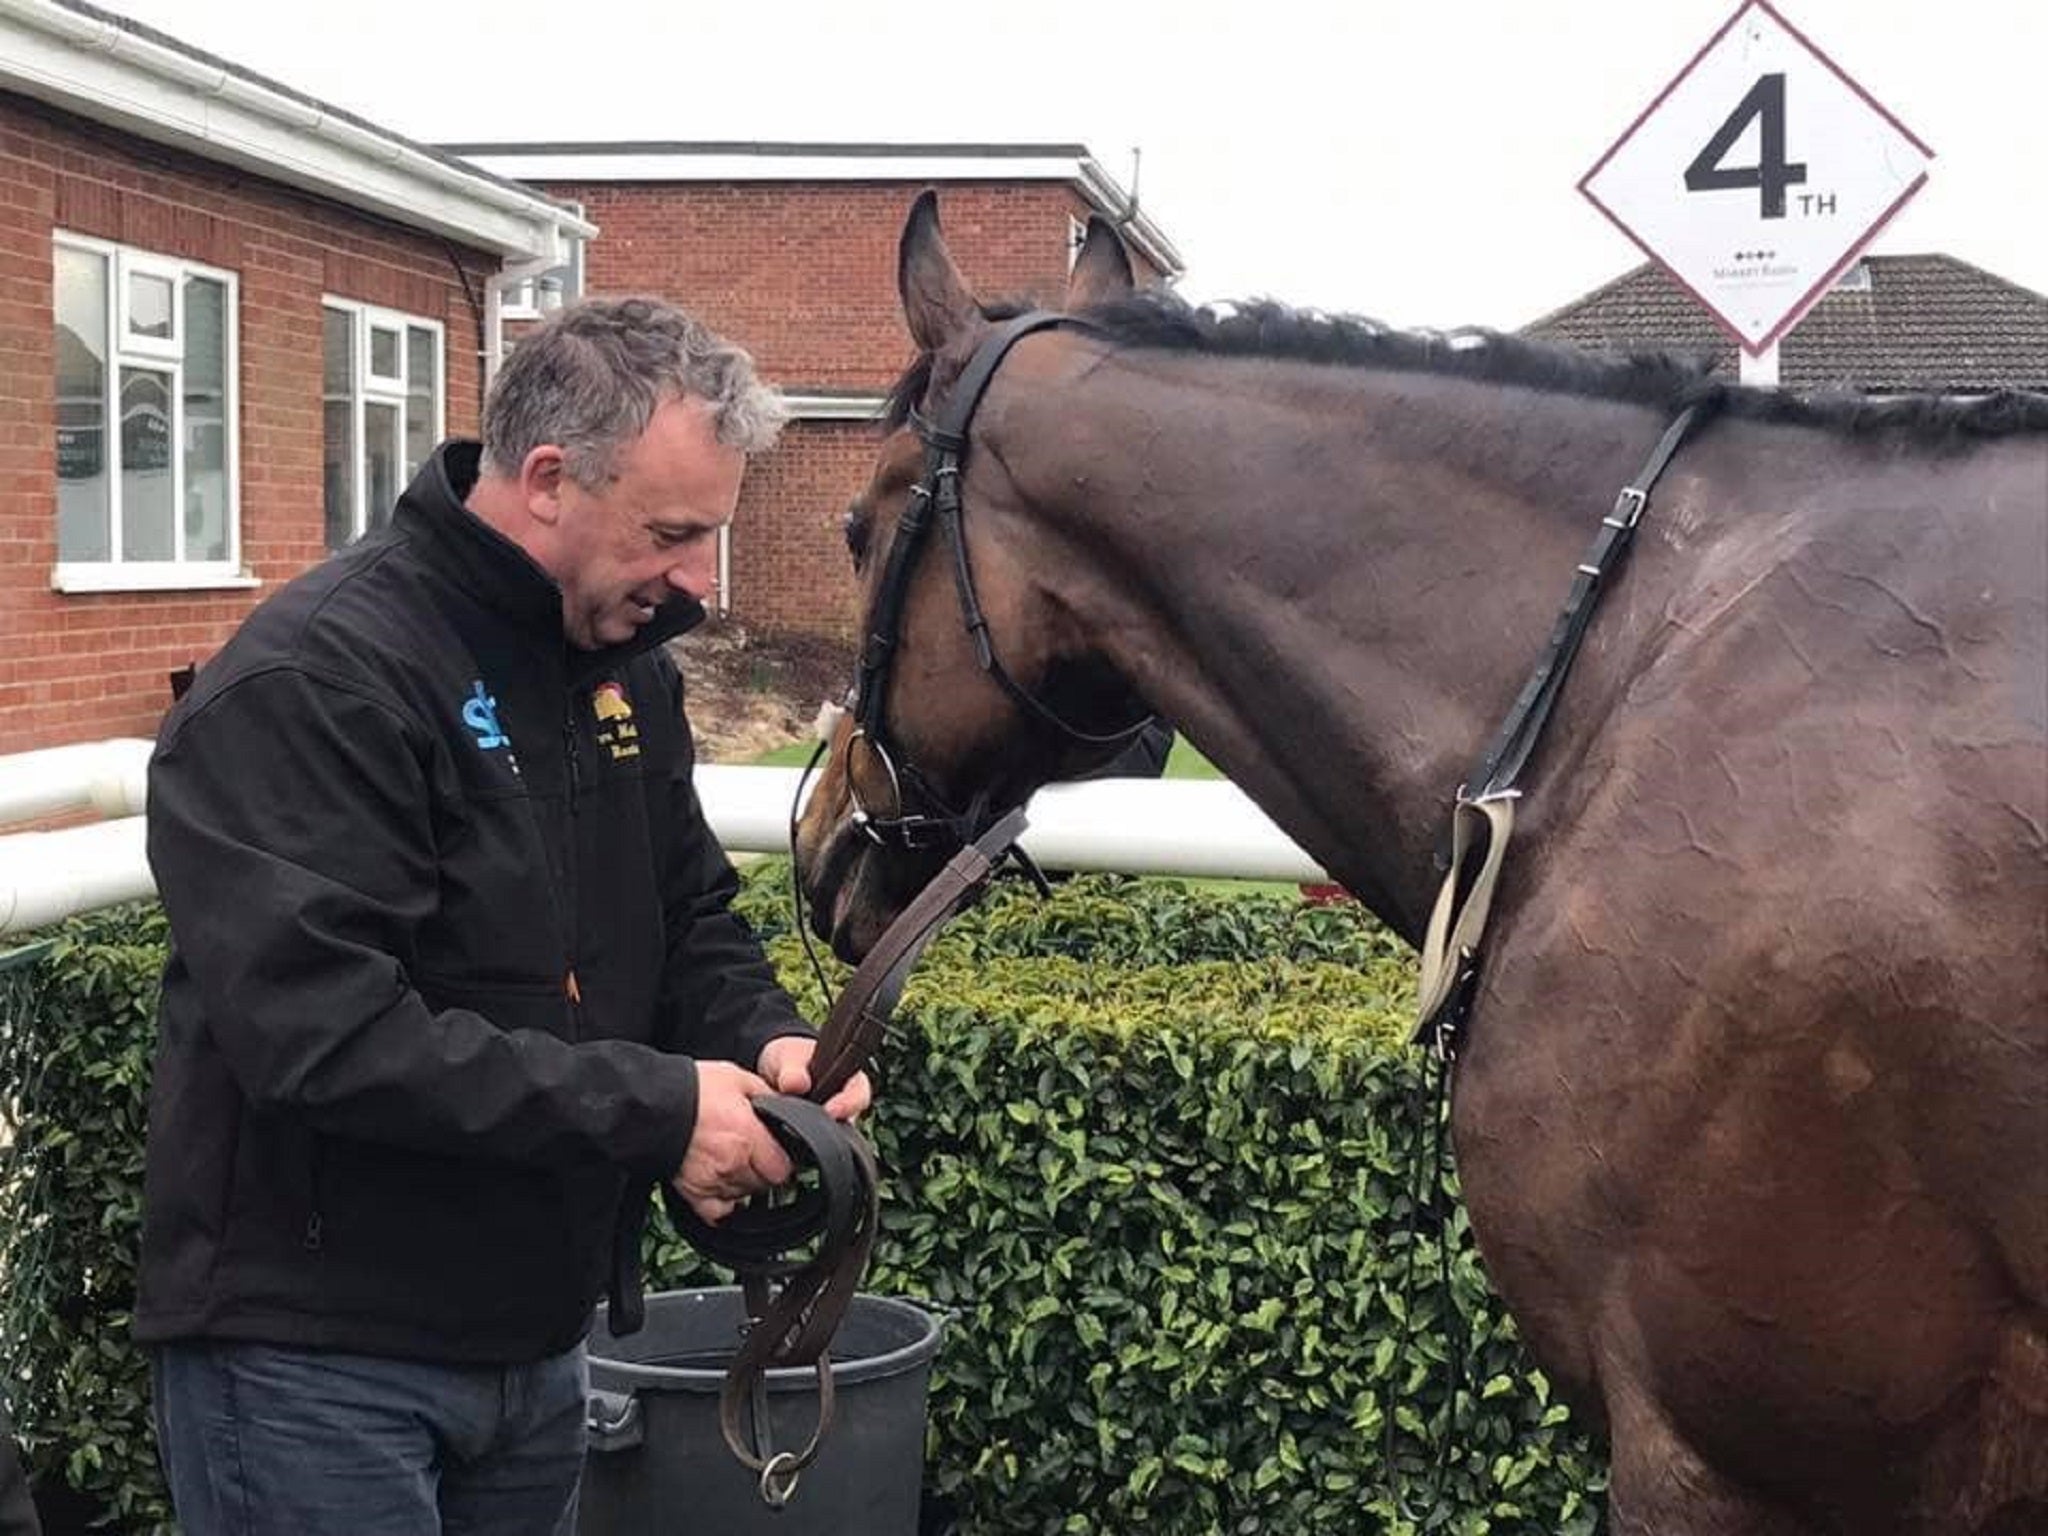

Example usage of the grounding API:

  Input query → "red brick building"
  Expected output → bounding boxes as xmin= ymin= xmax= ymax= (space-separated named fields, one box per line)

xmin=0 ymin=0 xmax=589 ymax=750
xmin=449 ymin=144 xmax=1183 ymax=638
xmin=0 ymin=2 xmax=1185 ymax=754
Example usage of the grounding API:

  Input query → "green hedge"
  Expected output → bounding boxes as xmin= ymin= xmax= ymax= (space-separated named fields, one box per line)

xmin=1 ymin=910 xmax=173 ymax=1535
xmin=683 ymin=872 xmax=1604 ymax=1534
xmin=1 ymin=874 xmax=1603 ymax=1534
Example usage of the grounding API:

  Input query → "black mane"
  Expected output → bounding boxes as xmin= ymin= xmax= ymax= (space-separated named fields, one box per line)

xmin=885 ymin=288 xmax=2048 ymax=448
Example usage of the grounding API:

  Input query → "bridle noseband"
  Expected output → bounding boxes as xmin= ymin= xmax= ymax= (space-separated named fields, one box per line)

xmin=845 ymin=310 xmax=1157 ymax=854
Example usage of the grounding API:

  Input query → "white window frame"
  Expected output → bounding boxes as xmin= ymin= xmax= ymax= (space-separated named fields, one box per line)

xmin=117 ymin=251 xmax=184 ymax=362
xmin=364 ymin=314 xmax=407 ymax=390
xmin=52 ymin=231 xmax=250 ymax=594
xmin=322 ymin=297 xmax=445 ymax=546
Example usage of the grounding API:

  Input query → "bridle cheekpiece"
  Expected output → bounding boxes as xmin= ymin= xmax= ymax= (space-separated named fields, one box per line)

xmin=844 ymin=310 xmax=1156 ymax=855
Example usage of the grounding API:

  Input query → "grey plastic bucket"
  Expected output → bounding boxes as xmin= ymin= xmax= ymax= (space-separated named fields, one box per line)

xmin=578 ymin=1288 xmax=943 ymax=1535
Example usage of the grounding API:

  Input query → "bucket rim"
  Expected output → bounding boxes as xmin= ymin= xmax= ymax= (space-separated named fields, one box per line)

xmin=589 ymin=1288 xmax=944 ymax=1393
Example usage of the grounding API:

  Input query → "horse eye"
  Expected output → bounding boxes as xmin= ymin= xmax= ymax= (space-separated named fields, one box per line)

xmin=842 ymin=506 xmax=871 ymax=569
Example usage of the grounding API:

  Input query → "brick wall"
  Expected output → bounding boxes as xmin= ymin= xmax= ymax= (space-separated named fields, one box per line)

xmin=558 ymin=181 xmax=1141 ymax=387
xmin=544 ymin=179 xmax=1166 ymax=637
xmin=726 ymin=421 xmax=875 ymax=640
xmin=0 ymin=92 xmax=497 ymax=750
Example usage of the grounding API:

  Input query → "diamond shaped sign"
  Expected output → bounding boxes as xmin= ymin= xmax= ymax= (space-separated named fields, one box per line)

xmin=1580 ymin=0 xmax=1933 ymax=355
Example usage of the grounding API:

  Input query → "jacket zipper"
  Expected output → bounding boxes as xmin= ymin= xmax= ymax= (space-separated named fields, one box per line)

xmin=562 ymin=712 xmax=584 ymax=1040
xmin=303 ymin=1138 xmax=326 ymax=1252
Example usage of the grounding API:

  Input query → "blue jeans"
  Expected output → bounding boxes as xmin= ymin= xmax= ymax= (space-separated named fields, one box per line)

xmin=151 ymin=1339 xmax=587 ymax=1536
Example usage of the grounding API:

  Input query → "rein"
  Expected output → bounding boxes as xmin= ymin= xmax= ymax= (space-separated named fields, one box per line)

xmin=644 ymin=313 xmax=1164 ymax=1504
xmin=668 ymin=808 xmax=1032 ymax=1507
xmin=650 ymin=309 xmax=1168 ymax=1504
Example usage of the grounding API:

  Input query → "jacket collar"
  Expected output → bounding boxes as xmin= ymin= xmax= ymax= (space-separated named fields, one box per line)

xmin=393 ymin=440 xmax=706 ymax=679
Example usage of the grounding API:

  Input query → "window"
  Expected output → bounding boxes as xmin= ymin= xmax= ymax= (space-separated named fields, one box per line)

xmin=53 ymin=234 xmax=242 ymax=590
xmin=322 ymin=300 xmax=444 ymax=549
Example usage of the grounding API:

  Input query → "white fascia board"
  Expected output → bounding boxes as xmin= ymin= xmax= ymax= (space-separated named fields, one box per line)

xmin=0 ymin=1 xmax=595 ymax=262
xmin=460 ymin=151 xmax=1090 ymax=189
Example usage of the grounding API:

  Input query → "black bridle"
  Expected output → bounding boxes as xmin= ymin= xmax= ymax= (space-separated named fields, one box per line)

xmin=844 ymin=310 xmax=1157 ymax=854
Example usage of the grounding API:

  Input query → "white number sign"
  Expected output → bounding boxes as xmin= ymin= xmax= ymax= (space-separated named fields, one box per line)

xmin=1579 ymin=0 xmax=1933 ymax=354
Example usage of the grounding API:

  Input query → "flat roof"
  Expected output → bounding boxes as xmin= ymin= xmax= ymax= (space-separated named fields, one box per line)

xmin=445 ymin=140 xmax=1184 ymax=278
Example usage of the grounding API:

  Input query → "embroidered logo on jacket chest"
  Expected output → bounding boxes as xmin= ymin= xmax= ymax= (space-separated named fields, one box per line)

xmin=461 ymin=679 xmax=521 ymax=775
xmin=592 ymin=681 xmax=641 ymax=761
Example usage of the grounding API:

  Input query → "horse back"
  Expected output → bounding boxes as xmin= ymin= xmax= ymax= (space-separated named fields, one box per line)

xmin=1600 ymin=425 xmax=2045 ymax=911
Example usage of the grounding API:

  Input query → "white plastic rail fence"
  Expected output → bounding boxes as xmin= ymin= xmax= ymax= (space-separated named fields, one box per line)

xmin=0 ymin=741 xmax=1328 ymax=937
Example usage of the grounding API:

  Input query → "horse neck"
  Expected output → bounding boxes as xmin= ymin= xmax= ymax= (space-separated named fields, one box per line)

xmin=989 ymin=351 xmax=1676 ymax=943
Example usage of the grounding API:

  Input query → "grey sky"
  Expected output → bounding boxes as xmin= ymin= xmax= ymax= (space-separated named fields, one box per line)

xmin=107 ymin=0 xmax=2046 ymax=333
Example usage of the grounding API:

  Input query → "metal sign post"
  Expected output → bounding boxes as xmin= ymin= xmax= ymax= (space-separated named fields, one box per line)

xmin=1580 ymin=0 xmax=1933 ymax=365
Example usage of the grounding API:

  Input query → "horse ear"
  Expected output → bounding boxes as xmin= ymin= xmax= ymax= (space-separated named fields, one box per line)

xmin=1065 ymin=214 xmax=1135 ymax=310
xmin=898 ymin=190 xmax=980 ymax=355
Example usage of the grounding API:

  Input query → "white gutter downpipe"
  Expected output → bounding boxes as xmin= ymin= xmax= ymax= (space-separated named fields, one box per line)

xmin=483 ymin=251 xmax=559 ymax=392
xmin=0 ymin=817 xmax=152 ymax=934
xmin=0 ymin=738 xmax=151 ymax=826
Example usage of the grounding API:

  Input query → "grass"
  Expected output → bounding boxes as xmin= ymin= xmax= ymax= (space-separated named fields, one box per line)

xmin=746 ymin=738 xmax=824 ymax=769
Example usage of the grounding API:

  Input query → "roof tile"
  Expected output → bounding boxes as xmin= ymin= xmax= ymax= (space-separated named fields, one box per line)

xmin=1522 ymin=255 xmax=2048 ymax=393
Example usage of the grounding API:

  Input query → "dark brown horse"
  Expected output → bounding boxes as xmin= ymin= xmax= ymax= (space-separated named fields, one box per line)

xmin=793 ymin=192 xmax=2048 ymax=1535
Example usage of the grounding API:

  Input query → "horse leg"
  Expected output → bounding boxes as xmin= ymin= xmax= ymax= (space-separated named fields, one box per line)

xmin=1906 ymin=1314 xmax=2048 ymax=1536
xmin=1602 ymin=1372 xmax=1824 ymax=1536
xmin=1603 ymin=1322 xmax=2048 ymax=1536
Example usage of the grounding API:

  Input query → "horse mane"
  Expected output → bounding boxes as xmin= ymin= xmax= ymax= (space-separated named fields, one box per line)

xmin=1082 ymin=289 xmax=2048 ymax=446
xmin=885 ymin=289 xmax=2048 ymax=448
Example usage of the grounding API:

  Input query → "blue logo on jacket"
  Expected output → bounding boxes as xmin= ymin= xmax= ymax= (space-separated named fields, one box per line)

xmin=462 ymin=681 xmax=510 ymax=751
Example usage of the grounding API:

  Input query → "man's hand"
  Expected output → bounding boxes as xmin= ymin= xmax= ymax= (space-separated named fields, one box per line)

xmin=757 ymin=1034 xmax=873 ymax=1124
xmin=672 ymin=1060 xmax=794 ymax=1225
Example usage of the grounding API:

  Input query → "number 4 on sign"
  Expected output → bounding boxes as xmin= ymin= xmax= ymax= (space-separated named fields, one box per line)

xmin=1684 ymin=72 xmax=1807 ymax=219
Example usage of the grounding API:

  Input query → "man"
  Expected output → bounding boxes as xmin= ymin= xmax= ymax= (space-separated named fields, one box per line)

xmin=140 ymin=296 xmax=866 ymax=1535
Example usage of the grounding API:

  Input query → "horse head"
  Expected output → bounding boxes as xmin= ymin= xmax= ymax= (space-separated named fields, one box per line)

xmin=794 ymin=191 xmax=1148 ymax=960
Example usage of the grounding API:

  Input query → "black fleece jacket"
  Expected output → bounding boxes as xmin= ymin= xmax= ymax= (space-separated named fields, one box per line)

xmin=137 ymin=441 xmax=807 ymax=1363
